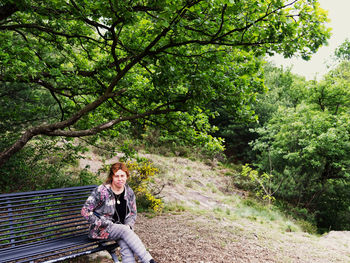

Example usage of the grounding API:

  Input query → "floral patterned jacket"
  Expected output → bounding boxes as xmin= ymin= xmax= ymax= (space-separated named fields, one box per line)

xmin=81 ymin=184 xmax=137 ymax=239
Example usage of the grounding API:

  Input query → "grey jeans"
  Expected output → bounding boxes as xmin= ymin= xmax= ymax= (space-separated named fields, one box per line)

xmin=109 ymin=224 xmax=152 ymax=263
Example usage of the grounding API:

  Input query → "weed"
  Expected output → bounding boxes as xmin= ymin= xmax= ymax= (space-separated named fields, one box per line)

xmin=163 ymin=202 xmax=187 ymax=213
xmin=284 ymin=221 xmax=299 ymax=233
xmin=213 ymin=207 xmax=223 ymax=213
xmin=296 ymin=219 xmax=318 ymax=234
xmin=193 ymin=200 xmax=200 ymax=205
xmin=185 ymin=181 xmax=194 ymax=188
xmin=206 ymin=182 xmax=218 ymax=193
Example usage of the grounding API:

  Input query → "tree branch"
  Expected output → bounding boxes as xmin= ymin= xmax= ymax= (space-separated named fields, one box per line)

xmin=38 ymin=80 xmax=65 ymax=121
xmin=0 ymin=24 xmax=104 ymax=44
xmin=212 ymin=4 xmax=227 ymax=40
xmin=0 ymin=88 xmax=126 ymax=166
xmin=43 ymin=107 xmax=180 ymax=137
xmin=218 ymin=0 xmax=299 ymax=40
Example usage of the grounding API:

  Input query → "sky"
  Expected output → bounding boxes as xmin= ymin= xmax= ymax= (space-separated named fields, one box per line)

xmin=268 ymin=0 xmax=350 ymax=80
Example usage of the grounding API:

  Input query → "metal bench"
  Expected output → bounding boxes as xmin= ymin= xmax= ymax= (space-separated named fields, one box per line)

xmin=0 ymin=185 xmax=120 ymax=263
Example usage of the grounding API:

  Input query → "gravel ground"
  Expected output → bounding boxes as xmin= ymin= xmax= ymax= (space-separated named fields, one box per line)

xmin=134 ymin=212 xmax=277 ymax=263
xmin=69 ymin=211 xmax=350 ymax=263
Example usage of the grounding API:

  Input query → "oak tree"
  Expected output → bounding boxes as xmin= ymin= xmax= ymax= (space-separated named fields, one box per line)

xmin=0 ymin=0 xmax=330 ymax=166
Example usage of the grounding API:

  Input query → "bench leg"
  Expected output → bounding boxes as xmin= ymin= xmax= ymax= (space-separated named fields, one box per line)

xmin=108 ymin=250 xmax=121 ymax=263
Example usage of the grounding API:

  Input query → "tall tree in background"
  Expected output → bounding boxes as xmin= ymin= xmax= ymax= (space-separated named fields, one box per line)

xmin=0 ymin=0 xmax=331 ymax=166
xmin=211 ymin=62 xmax=309 ymax=162
xmin=250 ymin=42 xmax=350 ymax=230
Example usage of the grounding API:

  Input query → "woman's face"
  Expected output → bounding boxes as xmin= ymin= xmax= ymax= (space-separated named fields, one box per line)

xmin=112 ymin=169 xmax=127 ymax=190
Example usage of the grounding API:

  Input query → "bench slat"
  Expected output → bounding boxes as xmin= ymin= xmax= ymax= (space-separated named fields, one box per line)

xmin=0 ymin=217 xmax=88 ymax=239
xmin=0 ymin=203 xmax=84 ymax=220
xmin=0 ymin=196 xmax=87 ymax=210
xmin=0 ymin=205 xmax=82 ymax=222
xmin=0 ymin=190 xmax=94 ymax=206
xmin=0 ymin=185 xmax=96 ymax=199
xmin=0 ymin=214 xmax=83 ymax=234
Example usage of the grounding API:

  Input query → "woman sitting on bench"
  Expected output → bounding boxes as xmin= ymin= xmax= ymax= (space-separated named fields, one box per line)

xmin=81 ymin=162 xmax=157 ymax=263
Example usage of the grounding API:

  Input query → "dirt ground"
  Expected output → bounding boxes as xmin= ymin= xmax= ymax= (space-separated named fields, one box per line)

xmin=81 ymin=212 xmax=350 ymax=263
xmin=133 ymin=212 xmax=278 ymax=263
xmin=73 ymin=152 xmax=350 ymax=263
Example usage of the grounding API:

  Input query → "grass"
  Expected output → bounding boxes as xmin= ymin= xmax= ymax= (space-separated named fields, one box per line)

xmin=162 ymin=201 xmax=187 ymax=213
xmin=143 ymin=152 xmax=315 ymax=237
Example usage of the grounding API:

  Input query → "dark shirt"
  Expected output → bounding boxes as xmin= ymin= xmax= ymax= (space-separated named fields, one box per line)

xmin=113 ymin=189 xmax=128 ymax=224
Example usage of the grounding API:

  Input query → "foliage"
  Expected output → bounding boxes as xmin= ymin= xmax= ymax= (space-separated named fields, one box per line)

xmin=315 ymin=180 xmax=350 ymax=232
xmin=334 ymin=38 xmax=350 ymax=61
xmin=252 ymin=104 xmax=350 ymax=206
xmin=213 ymin=62 xmax=308 ymax=162
xmin=0 ymin=0 xmax=331 ymax=167
xmin=249 ymin=51 xmax=350 ymax=230
xmin=127 ymin=160 xmax=163 ymax=213
xmin=241 ymin=164 xmax=276 ymax=204
xmin=0 ymin=136 xmax=100 ymax=193
xmin=208 ymin=53 xmax=265 ymax=162
xmin=119 ymin=140 xmax=139 ymax=162
xmin=308 ymin=62 xmax=350 ymax=114
xmin=141 ymin=125 xmax=225 ymax=160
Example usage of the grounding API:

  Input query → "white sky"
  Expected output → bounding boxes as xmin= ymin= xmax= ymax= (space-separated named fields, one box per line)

xmin=268 ymin=0 xmax=350 ymax=80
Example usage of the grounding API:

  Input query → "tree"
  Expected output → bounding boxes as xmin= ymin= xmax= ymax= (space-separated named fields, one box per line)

xmin=308 ymin=61 xmax=350 ymax=114
xmin=335 ymin=38 xmax=350 ymax=61
xmin=251 ymin=104 xmax=350 ymax=229
xmin=0 ymin=0 xmax=331 ymax=166
xmin=211 ymin=62 xmax=308 ymax=162
xmin=250 ymin=53 xmax=350 ymax=230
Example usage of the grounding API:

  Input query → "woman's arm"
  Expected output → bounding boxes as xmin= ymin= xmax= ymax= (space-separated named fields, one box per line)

xmin=81 ymin=185 xmax=111 ymax=227
xmin=124 ymin=187 xmax=137 ymax=229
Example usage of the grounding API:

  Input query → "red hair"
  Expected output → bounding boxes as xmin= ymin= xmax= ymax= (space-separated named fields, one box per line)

xmin=105 ymin=162 xmax=130 ymax=184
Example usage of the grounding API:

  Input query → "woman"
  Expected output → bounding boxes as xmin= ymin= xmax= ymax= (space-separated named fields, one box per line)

xmin=81 ymin=162 xmax=157 ymax=263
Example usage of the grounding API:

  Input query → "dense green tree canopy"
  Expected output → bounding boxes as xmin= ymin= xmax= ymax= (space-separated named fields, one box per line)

xmin=0 ymin=0 xmax=330 ymax=165
xmin=249 ymin=45 xmax=350 ymax=230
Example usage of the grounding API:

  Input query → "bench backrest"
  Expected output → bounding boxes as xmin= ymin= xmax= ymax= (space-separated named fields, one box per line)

xmin=0 ymin=185 xmax=96 ymax=251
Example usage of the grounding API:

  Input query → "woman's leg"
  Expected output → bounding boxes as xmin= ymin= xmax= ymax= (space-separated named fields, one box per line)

xmin=118 ymin=239 xmax=136 ymax=263
xmin=108 ymin=224 xmax=152 ymax=263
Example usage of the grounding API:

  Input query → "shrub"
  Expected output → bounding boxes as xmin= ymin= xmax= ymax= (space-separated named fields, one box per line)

xmin=297 ymin=219 xmax=318 ymax=234
xmin=127 ymin=160 xmax=163 ymax=213
xmin=241 ymin=164 xmax=276 ymax=204
xmin=0 ymin=138 xmax=97 ymax=192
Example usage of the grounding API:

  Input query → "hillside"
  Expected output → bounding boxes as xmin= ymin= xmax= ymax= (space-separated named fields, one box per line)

xmin=74 ymin=152 xmax=350 ymax=263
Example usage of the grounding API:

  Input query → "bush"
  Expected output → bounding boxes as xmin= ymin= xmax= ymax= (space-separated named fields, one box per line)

xmin=0 ymin=138 xmax=100 ymax=193
xmin=127 ymin=160 xmax=163 ymax=213
xmin=141 ymin=126 xmax=225 ymax=161
xmin=297 ymin=219 xmax=318 ymax=234
xmin=275 ymin=200 xmax=318 ymax=234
